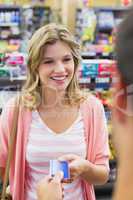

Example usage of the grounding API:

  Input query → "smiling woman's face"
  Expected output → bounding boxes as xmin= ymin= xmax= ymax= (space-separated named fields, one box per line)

xmin=38 ymin=40 xmax=75 ymax=93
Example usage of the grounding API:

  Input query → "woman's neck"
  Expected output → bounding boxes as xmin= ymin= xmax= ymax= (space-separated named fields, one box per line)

xmin=41 ymin=88 xmax=67 ymax=109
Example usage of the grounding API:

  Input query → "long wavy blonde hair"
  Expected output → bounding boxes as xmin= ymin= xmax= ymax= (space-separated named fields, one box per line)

xmin=21 ymin=23 xmax=86 ymax=109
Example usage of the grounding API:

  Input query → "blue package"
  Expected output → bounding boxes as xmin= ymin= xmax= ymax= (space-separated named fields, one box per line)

xmin=49 ymin=160 xmax=70 ymax=180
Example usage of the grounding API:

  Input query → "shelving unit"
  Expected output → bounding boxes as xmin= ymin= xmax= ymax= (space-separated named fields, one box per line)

xmin=0 ymin=5 xmax=52 ymax=53
xmin=79 ymin=58 xmax=116 ymax=195
xmin=0 ymin=4 xmax=52 ymax=113
xmin=75 ymin=6 xmax=130 ymax=56
xmin=0 ymin=5 xmax=52 ymax=111
xmin=22 ymin=6 xmax=52 ymax=41
xmin=0 ymin=51 xmax=26 ymax=113
xmin=75 ymin=6 xmax=129 ymax=196
xmin=79 ymin=59 xmax=116 ymax=92
xmin=0 ymin=76 xmax=25 ymax=88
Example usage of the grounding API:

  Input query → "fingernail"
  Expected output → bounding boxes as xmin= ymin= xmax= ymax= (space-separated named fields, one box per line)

xmin=59 ymin=171 xmax=64 ymax=178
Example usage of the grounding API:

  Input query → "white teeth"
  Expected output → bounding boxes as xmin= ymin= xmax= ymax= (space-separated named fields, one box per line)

xmin=51 ymin=76 xmax=66 ymax=81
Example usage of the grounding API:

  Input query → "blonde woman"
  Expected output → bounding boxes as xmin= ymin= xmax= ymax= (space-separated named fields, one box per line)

xmin=0 ymin=23 xmax=109 ymax=200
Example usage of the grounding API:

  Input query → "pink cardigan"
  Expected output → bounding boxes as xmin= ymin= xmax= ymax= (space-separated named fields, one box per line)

xmin=0 ymin=95 xmax=109 ymax=200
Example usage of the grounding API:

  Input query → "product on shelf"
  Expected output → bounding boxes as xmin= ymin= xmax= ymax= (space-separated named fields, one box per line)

xmin=0 ymin=52 xmax=27 ymax=79
xmin=82 ymin=43 xmax=114 ymax=58
xmin=82 ymin=8 xmax=97 ymax=42
xmin=0 ymin=52 xmax=5 ymax=66
xmin=0 ymin=67 xmax=10 ymax=78
xmin=97 ymin=11 xmax=115 ymax=31
xmin=21 ymin=6 xmax=51 ymax=52
xmin=79 ymin=59 xmax=116 ymax=90
xmin=0 ymin=5 xmax=22 ymax=53
xmin=6 ymin=52 xmax=24 ymax=65
xmin=95 ymin=90 xmax=113 ymax=107
xmin=22 ymin=6 xmax=51 ymax=39
xmin=81 ymin=59 xmax=98 ymax=78
xmin=76 ymin=6 xmax=130 ymax=56
xmin=79 ymin=55 xmax=117 ymax=187
xmin=0 ymin=10 xmax=20 ymax=24
xmin=109 ymin=134 xmax=117 ymax=161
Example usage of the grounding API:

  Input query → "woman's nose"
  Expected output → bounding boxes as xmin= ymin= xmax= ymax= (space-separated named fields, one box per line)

xmin=54 ymin=63 xmax=65 ymax=73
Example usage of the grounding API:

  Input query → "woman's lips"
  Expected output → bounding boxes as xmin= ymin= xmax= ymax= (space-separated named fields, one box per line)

xmin=50 ymin=76 xmax=66 ymax=81
xmin=50 ymin=75 xmax=68 ymax=84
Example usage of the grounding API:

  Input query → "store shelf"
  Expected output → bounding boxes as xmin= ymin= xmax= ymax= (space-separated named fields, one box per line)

xmin=0 ymin=35 xmax=21 ymax=40
xmin=93 ymin=6 xmax=131 ymax=11
xmin=82 ymin=52 xmax=114 ymax=59
xmin=0 ymin=5 xmax=22 ymax=53
xmin=0 ymin=5 xmax=21 ymax=9
xmin=0 ymin=76 xmax=26 ymax=88
xmin=77 ymin=6 xmax=131 ymax=12
xmin=22 ymin=6 xmax=51 ymax=41
xmin=76 ymin=6 xmax=130 ymax=57
xmin=0 ymin=22 xmax=19 ymax=26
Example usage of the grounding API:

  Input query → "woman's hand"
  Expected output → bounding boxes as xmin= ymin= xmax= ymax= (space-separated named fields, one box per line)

xmin=36 ymin=171 xmax=63 ymax=200
xmin=58 ymin=154 xmax=89 ymax=181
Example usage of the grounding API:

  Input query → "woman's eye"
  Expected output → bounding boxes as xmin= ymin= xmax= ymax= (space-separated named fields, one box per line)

xmin=63 ymin=58 xmax=72 ymax=62
xmin=44 ymin=60 xmax=53 ymax=64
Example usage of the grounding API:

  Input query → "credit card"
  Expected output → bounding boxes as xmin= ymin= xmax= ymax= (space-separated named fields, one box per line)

xmin=49 ymin=160 xmax=70 ymax=180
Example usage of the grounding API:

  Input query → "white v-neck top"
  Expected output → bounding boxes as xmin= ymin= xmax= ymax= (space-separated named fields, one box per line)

xmin=25 ymin=110 xmax=86 ymax=200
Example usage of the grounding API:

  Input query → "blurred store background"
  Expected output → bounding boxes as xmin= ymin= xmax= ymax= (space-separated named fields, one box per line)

xmin=0 ymin=0 xmax=132 ymax=199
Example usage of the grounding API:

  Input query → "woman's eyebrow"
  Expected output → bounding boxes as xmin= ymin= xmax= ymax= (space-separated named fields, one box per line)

xmin=63 ymin=54 xmax=72 ymax=57
xmin=43 ymin=57 xmax=53 ymax=60
xmin=43 ymin=54 xmax=72 ymax=60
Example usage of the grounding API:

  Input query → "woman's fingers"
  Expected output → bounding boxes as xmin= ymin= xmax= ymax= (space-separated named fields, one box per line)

xmin=52 ymin=171 xmax=64 ymax=183
xmin=38 ymin=175 xmax=51 ymax=186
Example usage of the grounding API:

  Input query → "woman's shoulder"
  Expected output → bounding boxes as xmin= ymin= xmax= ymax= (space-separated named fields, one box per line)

xmin=0 ymin=96 xmax=16 ymax=124
xmin=1 ymin=95 xmax=23 ymax=119
xmin=2 ymin=95 xmax=19 ymax=111
xmin=1 ymin=95 xmax=31 ymax=124
xmin=1 ymin=96 xmax=16 ymax=111
xmin=81 ymin=94 xmax=106 ymax=125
